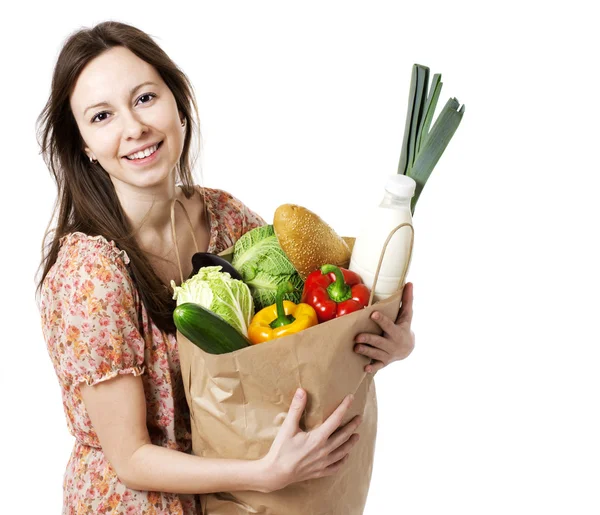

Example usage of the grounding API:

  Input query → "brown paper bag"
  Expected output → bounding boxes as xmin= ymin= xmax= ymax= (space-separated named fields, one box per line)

xmin=171 ymin=200 xmax=414 ymax=514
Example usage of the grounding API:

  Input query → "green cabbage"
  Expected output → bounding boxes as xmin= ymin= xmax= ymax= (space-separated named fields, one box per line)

xmin=231 ymin=225 xmax=304 ymax=311
xmin=171 ymin=266 xmax=254 ymax=337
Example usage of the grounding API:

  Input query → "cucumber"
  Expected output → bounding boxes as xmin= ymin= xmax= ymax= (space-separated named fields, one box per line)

xmin=173 ymin=302 xmax=251 ymax=354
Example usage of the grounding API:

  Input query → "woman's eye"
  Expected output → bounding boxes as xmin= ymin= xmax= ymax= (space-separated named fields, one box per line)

xmin=91 ymin=111 xmax=109 ymax=123
xmin=137 ymin=93 xmax=156 ymax=104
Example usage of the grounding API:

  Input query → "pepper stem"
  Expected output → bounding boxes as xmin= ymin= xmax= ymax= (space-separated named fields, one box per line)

xmin=269 ymin=281 xmax=297 ymax=328
xmin=321 ymin=264 xmax=352 ymax=303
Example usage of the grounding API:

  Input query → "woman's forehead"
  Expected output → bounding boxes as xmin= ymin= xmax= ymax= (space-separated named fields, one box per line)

xmin=70 ymin=47 xmax=161 ymax=114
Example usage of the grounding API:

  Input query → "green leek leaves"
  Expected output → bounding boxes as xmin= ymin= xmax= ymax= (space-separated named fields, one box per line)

xmin=397 ymin=64 xmax=465 ymax=213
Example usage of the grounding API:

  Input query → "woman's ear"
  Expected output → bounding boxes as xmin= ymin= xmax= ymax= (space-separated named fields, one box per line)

xmin=84 ymin=147 xmax=97 ymax=162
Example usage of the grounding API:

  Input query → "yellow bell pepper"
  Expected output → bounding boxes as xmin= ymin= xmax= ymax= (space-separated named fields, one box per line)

xmin=248 ymin=282 xmax=318 ymax=344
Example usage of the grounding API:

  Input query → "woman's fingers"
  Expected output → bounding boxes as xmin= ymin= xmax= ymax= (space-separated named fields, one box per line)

xmin=314 ymin=393 xmax=355 ymax=440
xmin=370 ymin=310 xmax=398 ymax=334
xmin=355 ymin=330 xmax=393 ymax=354
xmin=354 ymin=342 xmax=390 ymax=363
xmin=320 ymin=453 xmax=351 ymax=478
xmin=325 ymin=414 xmax=362 ymax=453
xmin=325 ymin=432 xmax=360 ymax=467
xmin=280 ymin=388 xmax=308 ymax=437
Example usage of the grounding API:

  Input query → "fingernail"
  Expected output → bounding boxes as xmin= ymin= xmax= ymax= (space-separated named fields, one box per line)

xmin=348 ymin=394 xmax=354 ymax=403
xmin=371 ymin=312 xmax=379 ymax=320
xmin=295 ymin=388 xmax=304 ymax=399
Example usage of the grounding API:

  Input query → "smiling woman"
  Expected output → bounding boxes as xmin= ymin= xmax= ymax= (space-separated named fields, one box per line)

xmin=37 ymin=24 xmax=202 ymax=334
xmin=71 ymin=46 xmax=187 ymax=195
xmin=35 ymin=21 xmax=362 ymax=515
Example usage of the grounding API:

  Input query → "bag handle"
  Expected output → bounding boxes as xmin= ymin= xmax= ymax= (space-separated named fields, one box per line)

xmin=170 ymin=198 xmax=200 ymax=284
xmin=366 ymin=222 xmax=415 ymax=307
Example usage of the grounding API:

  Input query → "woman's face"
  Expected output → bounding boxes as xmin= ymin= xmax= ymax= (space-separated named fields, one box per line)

xmin=70 ymin=46 xmax=185 ymax=194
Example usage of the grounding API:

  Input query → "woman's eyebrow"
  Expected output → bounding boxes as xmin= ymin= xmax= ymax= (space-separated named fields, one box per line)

xmin=83 ymin=81 xmax=159 ymax=116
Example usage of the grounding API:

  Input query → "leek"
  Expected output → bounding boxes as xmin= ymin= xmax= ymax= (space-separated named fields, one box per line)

xmin=397 ymin=64 xmax=465 ymax=213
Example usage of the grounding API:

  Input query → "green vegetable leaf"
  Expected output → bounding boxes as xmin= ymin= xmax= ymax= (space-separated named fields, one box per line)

xmin=398 ymin=64 xmax=430 ymax=175
xmin=232 ymin=225 xmax=304 ymax=311
xmin=416 ymin=73 xmax=442 ymax=155
xmin=246 ymin=270 xmax=304 ymax=309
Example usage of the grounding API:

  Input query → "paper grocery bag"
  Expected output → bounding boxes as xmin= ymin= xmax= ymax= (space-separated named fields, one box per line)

xmin=170 ymin=197 xmax=415 ymax=514
xmin=177 ymin=287 xmax=404 ymax=515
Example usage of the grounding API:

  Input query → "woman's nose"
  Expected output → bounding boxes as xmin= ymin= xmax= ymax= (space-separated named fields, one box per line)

xmin=121 ymin=111 xmax=148 ymax=139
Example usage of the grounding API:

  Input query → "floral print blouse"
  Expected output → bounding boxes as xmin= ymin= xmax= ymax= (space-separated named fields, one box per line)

xmin=40 ymin=187 xmax=266 ymax=515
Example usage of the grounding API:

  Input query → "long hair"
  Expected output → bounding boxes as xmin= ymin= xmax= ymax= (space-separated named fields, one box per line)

xmin=36 ymin=21 xmax=201 ymax=333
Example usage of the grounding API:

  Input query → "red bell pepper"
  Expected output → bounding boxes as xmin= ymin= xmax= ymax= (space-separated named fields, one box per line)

xmin=301 ymin=264 xmax=370 ymax=323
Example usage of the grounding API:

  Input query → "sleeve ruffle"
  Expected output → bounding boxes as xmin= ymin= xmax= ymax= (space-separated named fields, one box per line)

xmin=73 ymin=365 xmax=146 ymax=388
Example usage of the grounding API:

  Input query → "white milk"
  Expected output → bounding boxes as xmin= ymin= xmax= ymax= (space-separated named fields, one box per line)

xmin=349 ymin=175 xmax=415 ymax=302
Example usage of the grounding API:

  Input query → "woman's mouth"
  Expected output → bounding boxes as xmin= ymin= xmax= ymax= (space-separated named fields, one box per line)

xmin=123 ymin=141 xmax=163 ymax=164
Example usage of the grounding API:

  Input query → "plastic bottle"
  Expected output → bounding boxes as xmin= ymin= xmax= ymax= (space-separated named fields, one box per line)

xmin=349 ymin=174 xmax=416 ymax=303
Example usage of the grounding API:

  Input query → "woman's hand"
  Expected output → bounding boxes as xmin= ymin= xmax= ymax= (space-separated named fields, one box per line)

xmin=259 ymin=389 xmax=362 ymax=493
xmin=354 ymin=282 xmax=415 ymax=374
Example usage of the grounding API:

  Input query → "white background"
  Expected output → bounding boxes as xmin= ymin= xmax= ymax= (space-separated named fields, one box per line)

xmin=1 ymin=1 xmax=599 ymax=513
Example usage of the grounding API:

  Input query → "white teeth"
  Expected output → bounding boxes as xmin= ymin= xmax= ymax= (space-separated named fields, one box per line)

xmin=126 ymin=143 xmax=159 ymax=160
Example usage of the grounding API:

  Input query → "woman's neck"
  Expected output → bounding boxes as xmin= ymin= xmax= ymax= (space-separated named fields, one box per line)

xmin=113 ymin=180 xmax=182 ymax=247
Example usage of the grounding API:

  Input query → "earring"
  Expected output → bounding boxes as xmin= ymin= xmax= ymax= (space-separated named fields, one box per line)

xmin=89 ymin=156 xmax=97 ymax=164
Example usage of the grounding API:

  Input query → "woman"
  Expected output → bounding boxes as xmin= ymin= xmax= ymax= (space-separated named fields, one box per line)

xmin=37 ymin=21 xmax=415 ymax=514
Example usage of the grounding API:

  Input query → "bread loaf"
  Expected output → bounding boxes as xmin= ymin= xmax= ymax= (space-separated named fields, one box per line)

xmin=273 ymin=204 xmax=351 ymax=279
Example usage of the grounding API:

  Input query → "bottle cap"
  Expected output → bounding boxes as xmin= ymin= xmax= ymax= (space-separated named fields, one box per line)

xmin=385 ymin=174 xmax=416 ymax=199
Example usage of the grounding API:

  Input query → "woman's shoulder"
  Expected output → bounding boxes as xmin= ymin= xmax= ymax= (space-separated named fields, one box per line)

xmin=42 ymin=232 xmax=132 ymax=296
xmin=57 ymin=231 xmax=131 ymax=268
xmin=199 ymin=184 xmax=266 ymax=223
xmin=194 ymin=185 xmax=267 ymax=251
xmin=197 ymin=185 xmax=246 ymax=211
xmin=197 ymin=186 xmax=264 ymax=220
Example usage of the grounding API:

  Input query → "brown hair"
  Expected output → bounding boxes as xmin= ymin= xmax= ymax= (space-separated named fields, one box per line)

xmin=36 ymin=21 xmax=201 ymax=333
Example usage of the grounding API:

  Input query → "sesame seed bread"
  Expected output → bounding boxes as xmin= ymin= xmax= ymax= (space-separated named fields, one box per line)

xmin=273 ymin=204 xmax=352 ymax=280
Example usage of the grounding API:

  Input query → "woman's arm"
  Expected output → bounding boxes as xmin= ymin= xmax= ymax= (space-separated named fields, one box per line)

xmin=81 ymin=373 xmax=361 ymax=494
xmin=80 ymin=373 xmax=267 ymax=493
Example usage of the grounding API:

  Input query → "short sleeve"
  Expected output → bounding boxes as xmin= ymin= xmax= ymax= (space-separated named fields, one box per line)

xmin=202 ymin=187 xmax=268 ymax=252
xmin=240 ymin=198 xmax=267 ymax=235
xmin=41 ymin=234 xmax=146 ymax=388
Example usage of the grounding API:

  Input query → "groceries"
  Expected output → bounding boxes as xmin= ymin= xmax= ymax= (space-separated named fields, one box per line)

xmin=173 ymin=204 xmax=373 ymax=354
xmin=349 ymin=175 xmax=415 ymax=302
xmin=173 ymin=60 xmax=464 ymax=349
xmin=171 ymin=196 xmax=412 ymax=353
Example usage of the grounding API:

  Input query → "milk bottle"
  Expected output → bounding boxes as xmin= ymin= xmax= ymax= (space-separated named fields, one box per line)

xmin=349 ymin=174 xmax=415 ymax=302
